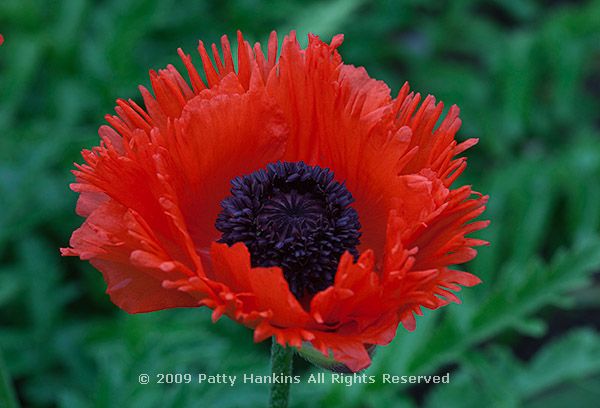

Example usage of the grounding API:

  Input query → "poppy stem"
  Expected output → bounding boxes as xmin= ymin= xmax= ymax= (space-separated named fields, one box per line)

xmin=269 ymin=338 xmax=294 ymax=408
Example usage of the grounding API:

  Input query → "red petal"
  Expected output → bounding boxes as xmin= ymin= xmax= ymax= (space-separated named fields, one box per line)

xmin=164 ymin=89 xmax=287 ymax=249
xmin=63 ymin=201 xmax=202 ymax=313
xmin=208 ymin=242 xmax=312 ymax=328
xmin=310 ymin=251 xmax=384 ymax=325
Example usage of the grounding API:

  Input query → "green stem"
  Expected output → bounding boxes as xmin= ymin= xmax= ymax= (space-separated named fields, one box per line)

xmin=0 ymin=346 xmax=20 ymax=408
xmin=269 ymin=338 xmax=294 ymax=408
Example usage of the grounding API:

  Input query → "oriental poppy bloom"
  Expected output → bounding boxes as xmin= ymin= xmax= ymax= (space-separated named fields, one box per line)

xmin=62 ymin=31 xmax=488 ymax=372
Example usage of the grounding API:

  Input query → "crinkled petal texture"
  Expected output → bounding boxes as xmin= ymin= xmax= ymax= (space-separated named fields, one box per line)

xmin=62 ymin=31 xmax=488 ymax=372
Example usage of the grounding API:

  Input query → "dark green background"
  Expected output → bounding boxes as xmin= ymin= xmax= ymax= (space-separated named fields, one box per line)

xmin=1 ymin=0 xmax=599 ymax=407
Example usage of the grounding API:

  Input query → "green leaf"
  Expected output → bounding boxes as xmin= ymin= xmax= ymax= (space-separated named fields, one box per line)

xmin=0 ymin=346 xmax=20 ymax=408
xmin=277 ymin=0 xmax=368 ymax=43
xmin=425 ymin=329 xmax=600 ymax=408
xmin=524 ymin=329 xmax=600 ymax=397
xmin=525 ymin=377 xmax=600 ymax=408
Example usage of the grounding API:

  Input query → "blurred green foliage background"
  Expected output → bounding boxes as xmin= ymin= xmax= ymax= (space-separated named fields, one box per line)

xmin=1 ymin=0 xmax=600 ymax=407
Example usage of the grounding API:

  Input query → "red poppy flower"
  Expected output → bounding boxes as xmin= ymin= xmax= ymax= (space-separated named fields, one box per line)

xmin=62 ymin=31 xmax=488 ymax=372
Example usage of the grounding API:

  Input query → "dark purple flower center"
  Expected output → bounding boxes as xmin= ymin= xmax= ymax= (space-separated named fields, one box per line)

xmin=215 ymin=162 xmax=361 ymax=299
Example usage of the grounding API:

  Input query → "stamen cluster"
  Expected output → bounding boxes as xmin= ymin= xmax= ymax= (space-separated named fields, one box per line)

xmin=216 ymin=162 xmax=361 ymax=298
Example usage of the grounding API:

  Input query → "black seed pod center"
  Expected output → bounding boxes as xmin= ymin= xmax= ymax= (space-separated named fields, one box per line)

xmin=215 ymin=162 xmax=361 ymax=299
